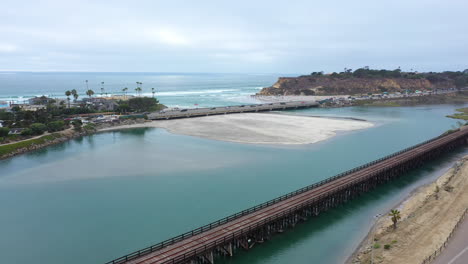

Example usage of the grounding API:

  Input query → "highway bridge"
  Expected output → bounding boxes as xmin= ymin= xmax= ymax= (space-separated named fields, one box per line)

xmin=105 ymin=127 xmax=468 ymax=264
xmin=147 ymin=101 xmax=319 ymax=120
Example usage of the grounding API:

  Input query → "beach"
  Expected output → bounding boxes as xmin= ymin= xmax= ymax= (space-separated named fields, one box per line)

xmin=349 ymin=155 xmax=468 ymax=264
xmin=98 ymin=113 xmax=373 ymax=145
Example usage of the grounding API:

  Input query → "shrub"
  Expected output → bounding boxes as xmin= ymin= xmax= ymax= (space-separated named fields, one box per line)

xmin=391 ymin=240 xmax=398 ymax=244
xmin=21 ymin=128 xmax=33 ymax=136
xmin=0 ymin=127 xmax=9 ymax=137
xmin=373 ymin=243 xmax=381 ymax=249
xmin=128 ymin=97 xmax=159 ymax=112
xmin=47 ymin=120 xmax=66 ymax=132
xmin=83 ymin=123 xmax=96 ymax=132
xmin=30 ymin=123 xmax=47 ymax=135
xmin=72 ymin=120 xmax=82 ymax=131
xmin=384 ymin=244 xmax=391 ymax=250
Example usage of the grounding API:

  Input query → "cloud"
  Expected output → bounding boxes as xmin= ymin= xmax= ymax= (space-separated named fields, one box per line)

xmin=0 ymin=43 xmax=18 ymax=53
xmin=0 ymin=0 xmax=466 ymax=72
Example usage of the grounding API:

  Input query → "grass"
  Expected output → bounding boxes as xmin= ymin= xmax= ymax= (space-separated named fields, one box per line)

xmin=447 ymin=107 xmax=468 ymax=120
xmin=0 ymin=133 xmax=62 ymax=157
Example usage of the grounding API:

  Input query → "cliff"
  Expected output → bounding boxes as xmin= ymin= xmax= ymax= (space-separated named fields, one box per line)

xmin=258 ymin=70 xmax=467 ymax=96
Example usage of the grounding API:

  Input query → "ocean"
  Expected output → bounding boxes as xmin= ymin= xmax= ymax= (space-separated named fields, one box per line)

xmin=0 ymin=72 xmax=287 ymax=108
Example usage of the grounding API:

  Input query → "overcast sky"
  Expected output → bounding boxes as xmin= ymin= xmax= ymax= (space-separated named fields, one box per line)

xmin=1 ymin=0 xmax=467 ymax=73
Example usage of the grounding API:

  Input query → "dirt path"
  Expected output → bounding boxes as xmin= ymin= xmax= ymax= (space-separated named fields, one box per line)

xmin=350 ymin=155 xmax=468 ymax=264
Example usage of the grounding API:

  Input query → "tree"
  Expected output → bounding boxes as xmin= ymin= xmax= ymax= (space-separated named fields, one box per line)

xmin=47 ymin=121 xmax=66 ymax=132
xmin=65 ymin=90 xmax=71 ymax=108
xmin=454 ymin=76 xmax=467 ymax=91
xmin=151 ymin=87 xmax=156 ymax=98
xmin=85 ymin=80 xmax=89 ymax=91
xmin=127 ymin=97 xmax=159 ymax=112
xmin=389 ymin=209 xmax=401 ymax=229
xmin=86 ymin=89 xmax=95 ymax=98
xmin=135 ymin=87 xmax=142 ymax=97
xmin=122 ymin=87 xmax=128 ymax=99
xmin=30 ymin=123 xmax=47 ymax=135
xmin=101 ymin=82 xmax=105 ymax=96
xmin=0 ymin=127 xmax=9 ymax=137
xmin=72 ymin=120 xmax=82 ymax=131
xmin=117 ymin=103 xmax=130 ymax=114
xmin=71 ymin=89 xmax=79 ymax=102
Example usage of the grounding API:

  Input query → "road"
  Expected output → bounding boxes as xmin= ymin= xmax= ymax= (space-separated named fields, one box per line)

xmin=433 ymin=215 xmax=468 ymax=264
xmin=147 ymin=101 xmax=318 ymax=120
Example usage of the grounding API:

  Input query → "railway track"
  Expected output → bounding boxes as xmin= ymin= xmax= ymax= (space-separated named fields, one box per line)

xmin=107 ymin=128 xmax=468 ymax=264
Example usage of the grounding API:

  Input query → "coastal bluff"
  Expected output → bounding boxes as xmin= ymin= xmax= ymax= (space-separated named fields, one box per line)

xmin=258 ymin=69 xmax=467 ymax=96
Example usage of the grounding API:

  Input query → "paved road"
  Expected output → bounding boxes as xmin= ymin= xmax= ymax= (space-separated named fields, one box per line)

xmin=147 ymin=101 xmax=318 ymax=120
xmin=433 ymin=216 xmax=468 ymax=264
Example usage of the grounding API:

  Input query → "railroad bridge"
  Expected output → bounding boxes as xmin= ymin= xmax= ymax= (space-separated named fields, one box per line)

xmin=106 ymin=127 xmax=468 ymax=264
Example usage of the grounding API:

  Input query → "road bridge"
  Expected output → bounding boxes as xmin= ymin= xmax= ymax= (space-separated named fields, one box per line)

xmin=147 ymin=101 xmax=319 ymax=120
xmin=106 ymin=127 xmax=468 ymax=264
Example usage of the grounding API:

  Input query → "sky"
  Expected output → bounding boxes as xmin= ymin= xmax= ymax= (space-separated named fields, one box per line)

xmin=0 ymin=0 xmax=467 ymax=73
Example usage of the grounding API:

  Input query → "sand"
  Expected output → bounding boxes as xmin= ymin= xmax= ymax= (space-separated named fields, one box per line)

xmin=98 ymin=113 xmax=373 ymax=145
xmin=350 ymin=156 xmax=468 ymax=264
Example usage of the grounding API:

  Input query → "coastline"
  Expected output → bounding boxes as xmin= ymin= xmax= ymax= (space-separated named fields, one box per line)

xmin=348 ymin=155 xmax=468 ymax=264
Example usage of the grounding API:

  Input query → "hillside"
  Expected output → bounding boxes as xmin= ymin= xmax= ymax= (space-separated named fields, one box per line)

xmin=258 ymin=68 xmax=468 ymax=96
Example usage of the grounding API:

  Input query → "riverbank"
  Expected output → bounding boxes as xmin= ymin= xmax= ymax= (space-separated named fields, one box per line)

xmin=349 ymin=155 xmax=468 ymax=264
xmin=0 ymin=129 xmax=87 ymax=160
xmin=98 ymin=113 xmax=373 ymax=145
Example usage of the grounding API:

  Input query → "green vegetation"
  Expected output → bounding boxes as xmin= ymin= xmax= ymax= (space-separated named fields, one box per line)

xmin=384 ymin=244 xmax=391 ymax=250
xmin=83 ymin=123 xmax=96 ymax=132
xmin=30 ymin=123 xmax=47 ymax=135
xmin=389 ymin=209 xmax=401 ymax=230
xmin=373 ymin=243 xmax=381 ymax=249
xmin=47 ymin=121 xmax=66 ymax=132
xmin=72 ymin=120 xmax=82 ymax=131
xmin=0 ymin=133 xmax=62 ymax=157
xmin=307 ymin=67 xmax=468 ymax=87
xmin=126 ymin=97 xmax=163 ymax=112
xmin=447 ymin=107 xmax=468 ymax=120
xmin=0 ymin=127 xmax=9 ymax=137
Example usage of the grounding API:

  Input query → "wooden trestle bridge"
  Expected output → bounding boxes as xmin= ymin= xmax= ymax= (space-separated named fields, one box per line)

xmin=106 ymin=127 xmax=468 ymax=264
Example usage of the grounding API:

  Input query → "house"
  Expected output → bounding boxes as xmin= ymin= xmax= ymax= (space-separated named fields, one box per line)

xmin=10 ymin=104 xmax=46 ymax=111
xmin=82 ymin=98 xmax=118 ymax=111
xmin=28 ymin=96 xmax=55 ymax=105
xmin=9 ymin=128 xmax=25 ymax=135
xmin=0 ymin=120 xmax=3 ymax=127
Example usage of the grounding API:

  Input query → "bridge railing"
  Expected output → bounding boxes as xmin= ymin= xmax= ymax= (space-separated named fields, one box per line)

xmin=105 ymin=128 xmax=464 ymax=264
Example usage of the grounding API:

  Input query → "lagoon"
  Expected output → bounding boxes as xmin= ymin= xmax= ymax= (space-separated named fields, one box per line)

xmin=0 ymin=104 xmax=466 ymax=264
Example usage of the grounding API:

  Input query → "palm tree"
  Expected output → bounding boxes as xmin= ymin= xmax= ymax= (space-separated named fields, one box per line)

xmin=86 ymin=89 xmax=94 ymax=98
xmin=151 ymin=87 xmax=155 ymax=98
xmin=135 ymin=87 xmax=142 ymax=97
xmin=101 ymin=82 xmax=105 ymax=96
xmin=65 ymin=90 xmax=71 ymax=108
xmin=122 ymin=87 xmax=128 ymax=99
xmin=71 ymin=89 xmax=78 ymax=102
xmin=389 ymin=209 xmax=401 ymax=229
xmin=85 ymin=80 xmax=89 ymax=91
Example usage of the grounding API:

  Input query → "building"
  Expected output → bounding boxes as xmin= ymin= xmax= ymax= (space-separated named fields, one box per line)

xmin=28 ymin=96 xmax=55 ymax=105
xmin=82 ymin=97 xmax=118 ymax=111
xmin=8 ymin=128 xmax=25 ymax=135
xmin=10 ymin=104 xmax=47 ymax=111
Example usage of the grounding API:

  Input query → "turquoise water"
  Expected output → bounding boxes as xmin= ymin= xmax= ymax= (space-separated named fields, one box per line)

xmin=0 ymin=72 xmax=286 ymax=108
xmin=0 ymin=104 xmax=466 ymax=264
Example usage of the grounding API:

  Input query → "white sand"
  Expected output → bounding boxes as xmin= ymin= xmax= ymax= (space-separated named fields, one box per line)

xmin=99 ymin=113 xmax=373 ymax=145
